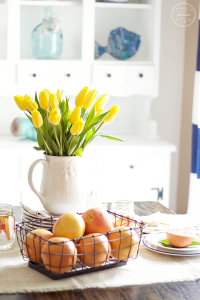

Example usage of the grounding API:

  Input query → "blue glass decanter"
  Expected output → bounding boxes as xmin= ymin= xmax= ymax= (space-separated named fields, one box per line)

xmin=32 ymin=7 xmax=62 ymax=59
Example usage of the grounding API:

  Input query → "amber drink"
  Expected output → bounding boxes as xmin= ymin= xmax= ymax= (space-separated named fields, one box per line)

xmin=0 ymin=204 xmax=15 ymax=250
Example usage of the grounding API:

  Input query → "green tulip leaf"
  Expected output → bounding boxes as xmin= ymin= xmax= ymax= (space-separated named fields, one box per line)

xmin=75 ymin=148 xmax=83 ymax=157
xmin=33 ymin=146 xmax=45 ymax=151
xmin=97 ymin=134 xmax=124 ymax=142
xmin=42 ymin=127 xmax=59 ymax=156
xmin=85 ymin=106 xmax=96 ymax=127
xmin=89 ymin=111 xmax=109 ymax=127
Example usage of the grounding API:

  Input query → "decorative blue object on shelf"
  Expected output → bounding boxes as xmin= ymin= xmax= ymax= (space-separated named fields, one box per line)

xmin=95 ymin=27 xmax=141 ymax=60
xmin=11 ymin=118 xmax=37 ymax=141
xmin=32 ymin=6 xmax=62 ymax=59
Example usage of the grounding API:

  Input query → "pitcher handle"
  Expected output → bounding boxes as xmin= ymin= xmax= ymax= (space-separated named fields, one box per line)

xmin=28 ymin=159 xmax=49 ymax=206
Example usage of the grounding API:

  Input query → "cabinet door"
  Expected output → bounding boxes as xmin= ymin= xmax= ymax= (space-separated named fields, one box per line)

xmin=96 ymin=153 xmax=162 ymax=203
xmin=126 ymin=65 xmax=155 ymax=95
xmin=18 ymin=63 xmax=53 ymax=87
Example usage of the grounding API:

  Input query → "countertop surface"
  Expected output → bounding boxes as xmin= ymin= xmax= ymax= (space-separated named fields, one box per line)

xmin=0 ymin=134 xmax=176 ymax=153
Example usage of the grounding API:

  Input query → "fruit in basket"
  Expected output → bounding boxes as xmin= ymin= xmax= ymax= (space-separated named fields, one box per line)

xmin=41 ymin=237 xmax=77 ymax=274
xmin=114 ymin=215 xmax=134 ymax=228
xmin=77 ymin=233 xmax=110 ymax=268
xmin=108 ymin=226 xmax=139 ymax=260
xmin=82 ymin=208 xmax=113 ymax=235
xmin=23 ymin=229 xmax=53 ymax=263
xmin=166 ymin=228 xmax=196 ymax=248
xmin=53 ymin=212 xmax=85 ymax=239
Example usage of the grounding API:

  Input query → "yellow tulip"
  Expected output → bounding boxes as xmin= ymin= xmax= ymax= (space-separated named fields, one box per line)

xmin=39 ymin=90 xmax=49 ymax=111
xmin=69 ymin=103 xmax=73 ymax=115
xmin=44 ymin=89 xmax=51 ymax=97
xmin=48 ymin=109 xmax=61 ymax=126
xmin=49 ymin=93 xmax=58 ymax=110
xmin=75 ymin=86 xmax=90 ymax=107
xmin=83 ymin=89 xmax=98 ymax=110
xmin=24 ymin=94 xmax=38 ymax=112
xmin=31 ymin=109 xmax=43 ymax=128
xmin=56 ymin=89 xmax=62 ymax=103
xmin=70 ymin=118 xmax=85 ymax=135
xmin=69 ymin=106 xmax=81 ymax=124
xmin=103 ymin=105 xmax=120 ymax=125
xmin=14 ymin=95 xmax=26 ymax=111
xmin=94 ymin=94 xmax=109 ymax=111
xmin=95 ymin=109 xmax=103 ymax=117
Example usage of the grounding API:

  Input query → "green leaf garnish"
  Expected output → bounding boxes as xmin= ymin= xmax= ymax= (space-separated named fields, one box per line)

xmin=158 ymin=238 xmax=200 ymax=248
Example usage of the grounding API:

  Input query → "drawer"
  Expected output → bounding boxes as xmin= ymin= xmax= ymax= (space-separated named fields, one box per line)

xmin=126 ymin=65 xmax=155 ymax=95
xmin=18 ymin=63 xmax=53 ymax=86
xmin=53 ymin=64 xmax=89 ymax=87
xmin=92 ymin=65 xmax=125 ymax=87
xmin=97 ymin=154 xmax=162 ymax=185
xmin=0 ymin=62 xmax=15 ymax=86
xmin=95 ymin=183 xmax=159 ymax=203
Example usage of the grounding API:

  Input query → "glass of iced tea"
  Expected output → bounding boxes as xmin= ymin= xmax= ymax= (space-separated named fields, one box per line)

xmin=0 ymin=204 xmax=15 ymax=250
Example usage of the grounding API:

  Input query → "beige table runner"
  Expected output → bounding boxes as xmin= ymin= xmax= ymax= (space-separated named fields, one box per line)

xmin=1 ymin=239 xmax=200 ymax=294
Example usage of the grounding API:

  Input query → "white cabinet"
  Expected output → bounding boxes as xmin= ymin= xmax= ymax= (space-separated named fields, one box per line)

xmin=93 ymin=65 xmax=125 ymax=88
xmin=0 ymin=137 xmax=175 ymax=208
xmin=53 ymin=64 xmax=89 ymax=88
xmin=18 ymin=63 xmax=53 ymax=87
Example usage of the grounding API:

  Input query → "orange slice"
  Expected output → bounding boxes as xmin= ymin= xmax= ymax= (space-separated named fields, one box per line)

xmin=4 ymin=217 xmax=10 ymax=241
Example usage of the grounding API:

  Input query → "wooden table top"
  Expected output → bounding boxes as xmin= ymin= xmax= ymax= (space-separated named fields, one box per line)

xmin=1 ymin=201 xmax=199 ymax=300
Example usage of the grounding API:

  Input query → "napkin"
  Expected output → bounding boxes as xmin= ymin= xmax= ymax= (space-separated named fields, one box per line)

xmin=135 ymin=211 xmax=200 ymax=234
xmin=20 ymin=193 xmax=107 ymax=218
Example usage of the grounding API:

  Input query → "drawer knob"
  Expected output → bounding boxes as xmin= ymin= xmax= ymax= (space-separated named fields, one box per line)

xmin=139 ymin=73 xmax=143 ymax=78
xmin=107 ymin=73 xmax=111 ymax=78
xmin=129 ymin=165 xmax=134 ymax=169
xmin=32 ymin=73 xmax=37 ymax=78
xmin=66 ymin=73 xmax=71 ymax=77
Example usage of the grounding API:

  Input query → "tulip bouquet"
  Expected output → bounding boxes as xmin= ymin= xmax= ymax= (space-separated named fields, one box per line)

xmin=14 ymin=87 xmax=122 ymax=157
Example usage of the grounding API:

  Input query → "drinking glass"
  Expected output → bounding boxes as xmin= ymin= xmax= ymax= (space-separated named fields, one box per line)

xmin=111 ymin=200 xmax=135 ymax=218
xmin=0 ymin=204 xmax=15 ymax=250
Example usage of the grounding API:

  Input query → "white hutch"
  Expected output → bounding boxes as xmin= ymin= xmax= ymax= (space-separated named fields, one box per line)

xmin=0 ymin=0 xmax=175 ymax=207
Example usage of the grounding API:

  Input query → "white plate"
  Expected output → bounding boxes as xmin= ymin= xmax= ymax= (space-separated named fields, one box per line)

xmin=143 ymin=236 xmax=200 ymax=256
xmin=145 ymin=232 xmax=200 ymax=252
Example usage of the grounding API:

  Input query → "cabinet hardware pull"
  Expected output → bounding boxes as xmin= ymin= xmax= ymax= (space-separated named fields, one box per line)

xmin=107 ymin=74 xmax=111 ymax=78
xmin=139 ymin=73 xmax=143 ymax=78
xmin=66 ymin=73 xmax=71 ymax=77
xmin=32 ymin=74 xmax=37 ymax=78
xmin=129 ymin=165 xmax=134 ymax=169
xmin=151 ymin=188 xmax=163 ymax=201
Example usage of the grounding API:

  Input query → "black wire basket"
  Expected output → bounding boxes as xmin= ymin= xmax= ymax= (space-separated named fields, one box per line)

xmin=16 ymin=211 xmax=145 ymax=280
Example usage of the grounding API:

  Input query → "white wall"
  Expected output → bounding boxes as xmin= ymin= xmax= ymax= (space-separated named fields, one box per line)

xmin=152 ymin=0 xmax=186 ymax=211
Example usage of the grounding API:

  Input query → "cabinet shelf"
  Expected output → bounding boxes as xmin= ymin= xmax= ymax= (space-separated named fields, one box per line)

xmin=20 ymin=1 xmax=82 ymax=7
xmin=95 ymin=3 xmax=151 ymax=9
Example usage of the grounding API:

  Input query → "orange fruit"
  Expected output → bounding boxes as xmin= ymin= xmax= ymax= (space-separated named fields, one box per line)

xmin=23 ymin=229 xmax=53 ymax=263
xmin=53 ymin=212 xmax=85 ymax=239
xmin=166 ymin=228 xmax=195 ymax=248
xmin=82 ymin=208 xmax=113 ymax=235
xmin=41 ymin=237 xmax=77 ymax=273
xmin=77 ymin=233 xmax=110 ymax=268
xmin=108 ymin=226 xmax=139 ymax=260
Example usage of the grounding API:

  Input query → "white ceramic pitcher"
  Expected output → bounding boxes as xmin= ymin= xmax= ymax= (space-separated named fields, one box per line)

xmin=28 ymin=155 xmax=87 ymax=215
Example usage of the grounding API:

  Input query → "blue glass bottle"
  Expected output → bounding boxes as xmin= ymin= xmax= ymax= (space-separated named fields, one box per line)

xmin=32 ymin=7 xmax=62 ymax=59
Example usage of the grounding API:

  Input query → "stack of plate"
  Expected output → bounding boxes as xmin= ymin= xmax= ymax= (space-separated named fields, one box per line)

xmin=143 ymin=232 xmax=200 ymax=257
xmin=21 ymin=207 xmax=59 ymax=231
